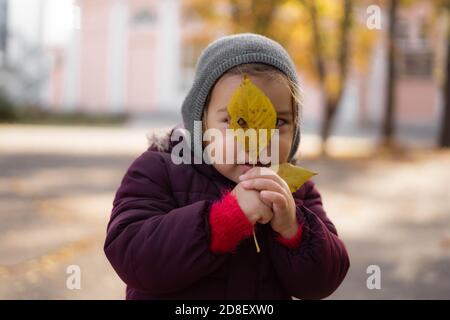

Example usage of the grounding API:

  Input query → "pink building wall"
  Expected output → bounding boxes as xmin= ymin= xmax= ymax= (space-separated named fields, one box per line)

xmin=126 ymin=0 xmax=159 ymax=112
xmin=396 ymin=80 xmax=438 ymax=123
xmin=79 ymin=0 xmax=109 ymax=111
xmin=48 ymin=47 xmax=64 ymax=110
xmin=75 ymin=0 xmax=161 ymax=113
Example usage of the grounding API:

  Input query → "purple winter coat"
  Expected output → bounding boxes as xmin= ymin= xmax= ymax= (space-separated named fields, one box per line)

xmin=104 ymin=128 xmax=350 ymax=300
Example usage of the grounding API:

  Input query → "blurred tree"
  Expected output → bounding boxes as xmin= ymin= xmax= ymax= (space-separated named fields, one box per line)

xmin=229 ymin=0 xmax=281 ymax=35
xmin=382 ymin=0 xmax=397 ymax=146
xmin=182 ymin=0 xmax=378 ymax=153
xmin=182 ymin=0 xmax=285 ymax=41
xmin=297 ymin=0 xmax=353 ymax=153
xmin=438 ymin=0 xmax=450 ymax=147
xmin=0 ymin=90 xmax=16 ymax=122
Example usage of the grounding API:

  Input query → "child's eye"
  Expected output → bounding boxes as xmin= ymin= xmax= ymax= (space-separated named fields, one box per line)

xmin=222 ymin=117 xmax=230 ymax=128
xmin=275 ymin=118 xmax=287 ymax=127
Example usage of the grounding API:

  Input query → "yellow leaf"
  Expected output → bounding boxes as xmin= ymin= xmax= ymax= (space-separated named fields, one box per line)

xmin=227 ymin=74 xmax=277 ymax=158
xmin=275 ymin=163 xmax=317 ymax=193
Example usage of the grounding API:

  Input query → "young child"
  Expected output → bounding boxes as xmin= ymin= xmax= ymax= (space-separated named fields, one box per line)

xmin=104 ymin=33 xmax=349 ymax=300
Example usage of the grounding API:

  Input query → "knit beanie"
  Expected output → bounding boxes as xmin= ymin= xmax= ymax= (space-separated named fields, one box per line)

xmin=181 ymin=33 xmax=301 ymax=161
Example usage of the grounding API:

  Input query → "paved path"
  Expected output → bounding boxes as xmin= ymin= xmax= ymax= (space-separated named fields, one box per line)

xmin=1 ymin=124 xmax=449 ymax=299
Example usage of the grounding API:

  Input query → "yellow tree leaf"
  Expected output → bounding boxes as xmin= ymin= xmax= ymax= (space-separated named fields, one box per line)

xmin=275 ymin=163 xmax=317 ymax=193
xmin=227 ymin=74 xmax=277 ymax=158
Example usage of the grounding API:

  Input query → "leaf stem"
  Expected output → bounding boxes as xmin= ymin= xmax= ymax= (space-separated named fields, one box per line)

xmin=250 ymin=162 xmax=261 ymax=253
xmin=253 ymin=228 xmax=260 ymax=253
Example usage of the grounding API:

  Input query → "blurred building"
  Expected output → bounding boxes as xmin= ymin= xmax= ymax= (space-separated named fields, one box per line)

xmin=357 ymin=1 xmax=446 ymax=132
xmin=72 ymin=0 xmax=182 ymax=113
xmin=0 ymin=0 xmax=446 ymax=134
xmin=0 ymin=0 xmax=184 ymax=114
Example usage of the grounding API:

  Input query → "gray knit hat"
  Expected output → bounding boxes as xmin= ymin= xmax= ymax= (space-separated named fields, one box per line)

xmin=181 ymin=33 xmax=301 ymax=161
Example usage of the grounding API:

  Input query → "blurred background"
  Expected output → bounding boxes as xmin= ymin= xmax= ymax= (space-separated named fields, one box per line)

xmin=0 ymin=0 xmax=449 ymax=299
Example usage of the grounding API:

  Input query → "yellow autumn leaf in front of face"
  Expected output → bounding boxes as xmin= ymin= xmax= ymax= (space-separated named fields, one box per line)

xmin=227 ymin=74 xmax=277 ymax=160
xmin=275 ymin=163 xmax=317 ymax=193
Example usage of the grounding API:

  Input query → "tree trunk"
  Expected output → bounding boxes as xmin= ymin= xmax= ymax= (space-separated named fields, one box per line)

xmin=321 ymin=100 xmax=339 ymax=143
xmin=321 ymin=0 xmax=352 ymax=137
xmin=319 ymin=0 xmax=352 ymax=150
xmin=439 ymin=23 xmax=450 ymax=147
xmin=251 ymin=0 xmax=277 ymax=36
xmin=382 ymin=0 xmax=397 ymax=146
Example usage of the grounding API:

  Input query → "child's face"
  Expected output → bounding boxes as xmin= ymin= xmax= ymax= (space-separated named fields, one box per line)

xmin=203 ymin=73 xmax=295 ymax=183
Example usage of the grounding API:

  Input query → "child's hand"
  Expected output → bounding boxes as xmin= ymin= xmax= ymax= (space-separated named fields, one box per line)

xmin=231 ymin=183 xmax=273 ymax=225
xmin=239 ymin=167 xmax=298 ymax=238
